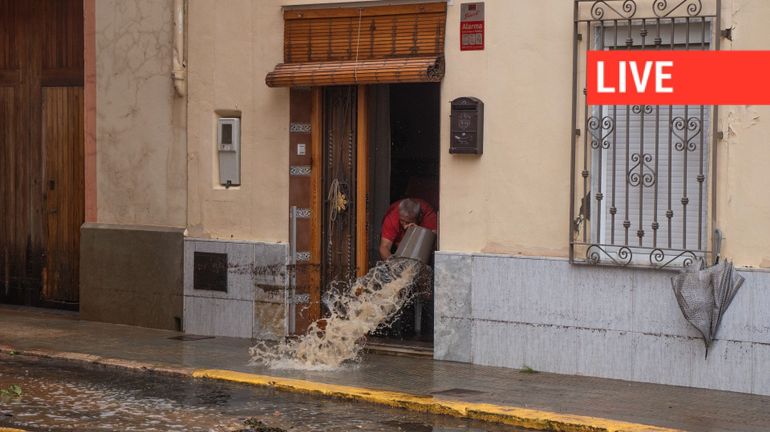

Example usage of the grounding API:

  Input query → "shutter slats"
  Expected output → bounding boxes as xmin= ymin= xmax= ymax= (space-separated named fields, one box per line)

xmin=601 ymin=105 xmax=710 ymax=250
xmin=283 ymin=3 xmax=446 ymax=20
xmin=285 ymin=12 xmax=445 ymax=63
xmin=268 ymin=2 xmax=446 ymax=87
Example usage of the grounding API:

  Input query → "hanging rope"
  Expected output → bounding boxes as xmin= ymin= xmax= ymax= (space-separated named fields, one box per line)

xmin=327 ymin=178 xmax=348 ymax=222
xmin=328 ymin=178 xmax=340 ymax=222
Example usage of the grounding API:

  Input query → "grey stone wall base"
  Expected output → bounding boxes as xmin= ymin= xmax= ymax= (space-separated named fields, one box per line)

xmin=183 ymin=238 xmax=288 ymax=340
xmin=434 ymin=252 xmax=770 ymax=396
xmin=80 ymin=223 xmax=184 ymax=331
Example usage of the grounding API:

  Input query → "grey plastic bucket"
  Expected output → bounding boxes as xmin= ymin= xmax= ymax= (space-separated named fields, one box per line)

xmin=394 ymin=226 xmax=436 ymax=264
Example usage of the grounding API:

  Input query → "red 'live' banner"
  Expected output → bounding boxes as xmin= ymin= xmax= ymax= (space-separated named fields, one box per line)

xmin=586 ymin=50 xmax=770 ymax=105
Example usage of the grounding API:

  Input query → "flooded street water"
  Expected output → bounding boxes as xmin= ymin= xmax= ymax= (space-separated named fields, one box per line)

xmin=0 ymin=356 xmax=527 ymax=432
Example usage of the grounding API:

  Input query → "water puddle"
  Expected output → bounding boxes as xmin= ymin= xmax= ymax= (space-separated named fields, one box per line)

xmin=0 ymin=356 xmax=526 ymax=431
xmin=250 ymin=258 xmax=429 ymax=370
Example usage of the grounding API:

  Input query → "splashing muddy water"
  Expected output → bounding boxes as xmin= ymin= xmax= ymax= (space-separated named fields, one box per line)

xmin=249 ymin=258 xmax=428 ymax=370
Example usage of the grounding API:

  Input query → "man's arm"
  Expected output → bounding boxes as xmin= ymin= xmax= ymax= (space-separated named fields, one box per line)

xmin=379 ymin=237 xmax=393 ymax=260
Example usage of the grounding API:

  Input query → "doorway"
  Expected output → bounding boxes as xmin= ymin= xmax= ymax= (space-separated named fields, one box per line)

xmin=366 ymin=83 xmax=441 ymax=344
xmin=276 ymin=0 xmax=447 ymax=342
xmin=310 ymin=82 xmax=441 ymax=348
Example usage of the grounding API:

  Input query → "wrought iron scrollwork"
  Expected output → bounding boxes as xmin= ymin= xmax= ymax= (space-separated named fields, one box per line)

xmin=653 ymin=0 xmax=703 ymax=17
xmin=649 ymin=249 xmax=697 ymax=268
xmin=628 ymin=153 xmax=657 ymax=187
xmin=582 ymin=245 xmax=699 ymax=268
xmin=586 ymin=244 xmax=633 ymax=266
xmin=572 ymin=0 xmax=714 ymax=269
xmin=672 ymin=116 xmax=702 ymax=152
xmin=591 ymin=0 xmax=638 ymax=20
xmin=587 ymin=116 xmax=615 ymax=149
xmin=632 ymin=105 xmax=654 ymax=115
xmin=586 ymin=0 xmax=705 ymax=21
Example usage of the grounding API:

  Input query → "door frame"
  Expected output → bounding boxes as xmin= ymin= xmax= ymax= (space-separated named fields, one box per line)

xmin=355 ymin=85 xmax=369 ymax=278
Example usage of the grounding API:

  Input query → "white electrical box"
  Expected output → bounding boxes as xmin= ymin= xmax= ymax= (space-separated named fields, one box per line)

xmin=217 ymin=117 xmax=240 ymax=187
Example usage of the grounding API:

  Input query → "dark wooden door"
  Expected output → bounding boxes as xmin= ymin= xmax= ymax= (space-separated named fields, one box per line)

xmin=42 ymin=88 xmax=84 ymax=303
xmin=321 ymin=86 xmax=358 ymax=301
xmin=0 ymin=0 xmax=84 ymax=306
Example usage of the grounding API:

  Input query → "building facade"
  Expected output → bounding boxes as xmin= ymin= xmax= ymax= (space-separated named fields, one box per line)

xmin=20 ymin=0 xmax=768 ymax=396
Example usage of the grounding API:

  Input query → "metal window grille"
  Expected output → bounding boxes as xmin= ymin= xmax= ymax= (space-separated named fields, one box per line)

xmin=570 ymin=0 xmax=720 ymax=269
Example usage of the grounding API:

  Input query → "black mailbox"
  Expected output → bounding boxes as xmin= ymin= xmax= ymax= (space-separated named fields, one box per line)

xmin=450 ymin=97 xmax=483 ymax=155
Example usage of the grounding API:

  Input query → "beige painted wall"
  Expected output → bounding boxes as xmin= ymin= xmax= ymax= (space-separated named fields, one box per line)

xmin=186 ymin=0 xmax=382 ymax=242
xmin=714 ymin=0 xmax=770 ymax=267
xmin=183 ymin=0 xmax=769 ymax=267
xmin=95 ymin=0 xmax=187 ymax=227
xmin=187 ymin=0 xmax=287 ymax=241
xmin=439 ymin=0 xmax=574 ymax=258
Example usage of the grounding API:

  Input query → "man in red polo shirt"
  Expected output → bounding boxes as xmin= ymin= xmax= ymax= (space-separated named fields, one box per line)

xmin=379 ymin=198 xmax=437 ymax=260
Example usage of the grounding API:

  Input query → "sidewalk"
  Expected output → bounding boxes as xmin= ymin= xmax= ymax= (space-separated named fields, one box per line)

xmin=1 ymin=305 xmax=768 ymax=432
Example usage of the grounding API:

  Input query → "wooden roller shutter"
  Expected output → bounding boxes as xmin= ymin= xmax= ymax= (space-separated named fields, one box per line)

xmin=266 ymin=56 xmax=443 ymax=87
xmin=266 ymin=2 xmax=446 ymax=87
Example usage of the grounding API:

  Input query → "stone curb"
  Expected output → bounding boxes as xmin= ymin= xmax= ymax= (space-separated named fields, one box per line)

xmin=194 ymin=368 xmax=682 ymax=432
xmin=0 ymin=346 xmax=679 ymax=432
xmin=0 ymin=345 xmax=195 ymax=377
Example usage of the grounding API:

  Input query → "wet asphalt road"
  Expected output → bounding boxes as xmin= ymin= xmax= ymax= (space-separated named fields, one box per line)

xmin=0 ymin=355 xmax=528 ymax=432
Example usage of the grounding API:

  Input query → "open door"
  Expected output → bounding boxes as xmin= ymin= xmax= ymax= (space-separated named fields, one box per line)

xmin=289 ymin=82 xmax=440 ymax=342
xmin=367 ymin=83 xmax=441 ymax=344
xmin=276 ymin=2 xmax=447 ymax=336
